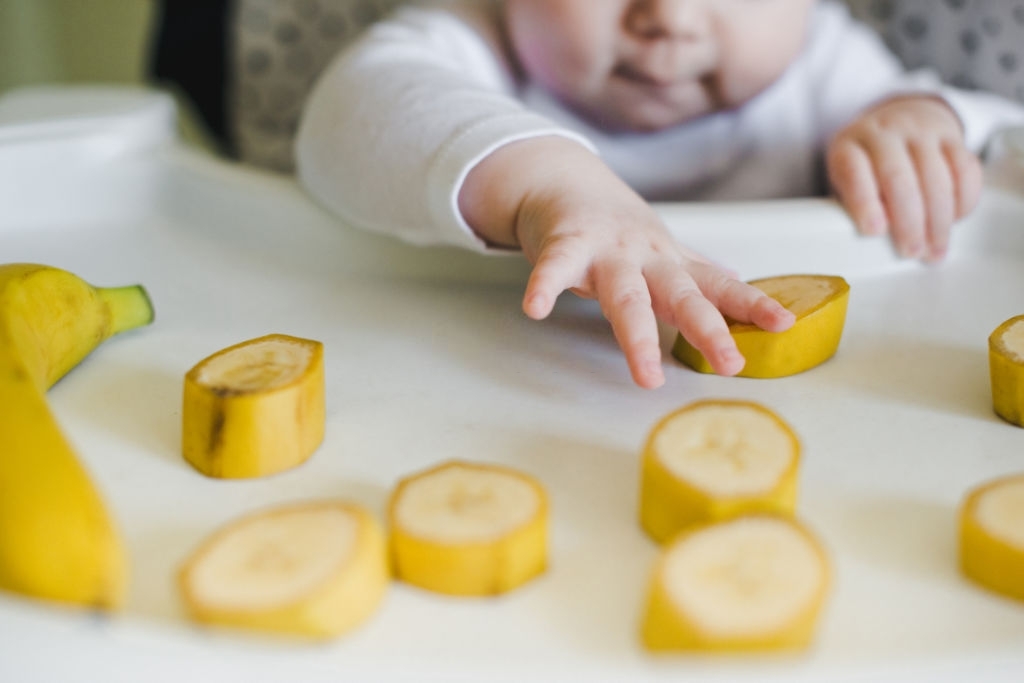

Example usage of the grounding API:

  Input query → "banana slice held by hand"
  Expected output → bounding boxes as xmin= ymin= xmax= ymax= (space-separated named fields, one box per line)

xmin=673 ymin=274 xmax=849 ymax=378
xmin=389 ymin=461 xmax=548 ymax=596
xmin=182 ymin=334 xmax=325 ymax=478
xmin=640 ymin=400 xmax=800 ymax=544
xmin=641 ymin=515 xmax=831 ymax=652
xmin=179 ymin=501 xmax=389 ymax=639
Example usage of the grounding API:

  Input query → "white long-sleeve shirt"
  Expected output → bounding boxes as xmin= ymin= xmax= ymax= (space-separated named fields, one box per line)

xmin=295 ymin=0 xmax=1024 ymax=253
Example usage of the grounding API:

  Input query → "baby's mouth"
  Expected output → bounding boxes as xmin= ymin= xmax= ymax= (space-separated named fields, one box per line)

xmin=613 ymin=62 xmax=679 ymax=88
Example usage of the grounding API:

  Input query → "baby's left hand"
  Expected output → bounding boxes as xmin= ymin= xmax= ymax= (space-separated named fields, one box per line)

xmin=826 ymin=95 xmax=983 ymax=262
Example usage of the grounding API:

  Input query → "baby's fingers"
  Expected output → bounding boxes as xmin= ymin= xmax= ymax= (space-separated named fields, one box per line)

xmin=828 ymin=138 xmax=887 ymax=235
xmin=685 ymin=264 xmax=795 ymax=332
xmin=522 ymin=237 xmax=592 ymax=320
xmin=594 ymin=261 xmax=665 ymax=388
xmin=911 ymin=140 xmax=955 ymax=261
xmin=646 ymin=265 xmax=746 ymax=377
xmin=865 ymin=135 xmax=927 ymax=258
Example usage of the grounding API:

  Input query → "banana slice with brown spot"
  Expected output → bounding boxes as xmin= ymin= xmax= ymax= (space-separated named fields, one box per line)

xmin=389 ymin=461 xmax=548 ymax=596
xmin=179 ymin=501 xmax=389 ymax=639
xmin=640 ymin=400 xmax=800 ymax=544
xmin=182 ymin=334 xmax=325 ymax=478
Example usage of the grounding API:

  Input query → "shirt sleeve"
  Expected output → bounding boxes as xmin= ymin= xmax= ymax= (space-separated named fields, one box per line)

xmin=294 ymin=4 xmax=595 ymax=253
xmin=804 ymin=2 xmax=1024 ymax=153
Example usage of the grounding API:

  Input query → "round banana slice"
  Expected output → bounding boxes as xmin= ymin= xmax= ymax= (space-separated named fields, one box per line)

xmin=673 ymin=274 xmax=849 ymax=378
xmin=989 ymin=315 xmax=1024 ymax=427
xmin=640 ymin=400 xmax=800 ymax=544
xmin=389 ymin=460 xmax=548 ymax=596
xmin=641 ymin=515 xmax=831 ymax=652
xmin=179 ymin=501 xmax=389 ymax=639
xmin=182 ymin=333 xmax=325 ymax=478
xmin=959 ymin=473 xmax=1024 ymax=602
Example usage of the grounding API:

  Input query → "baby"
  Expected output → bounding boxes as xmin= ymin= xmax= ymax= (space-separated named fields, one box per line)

xmin=296 ymin=0 xmax=1024 ymax=389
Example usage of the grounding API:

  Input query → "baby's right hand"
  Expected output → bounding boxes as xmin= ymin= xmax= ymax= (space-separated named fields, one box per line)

xmin=459 ymin=137 xmax=795 ymax=389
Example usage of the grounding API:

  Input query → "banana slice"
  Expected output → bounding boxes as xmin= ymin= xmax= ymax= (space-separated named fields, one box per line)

xmin=641 ymin=515 xmax=830 ymax=652
xmin=673 ymin=274 xmax=849 ymax=378
xmin=640 ymin=400 xmax=800 ymax=544
xmin=989 ymin=315 xmax=1024 ymax=427
xmin=389 ymin=461 xmax=548 ymax=596
xmin=959 ymin=473 xmax=1024 ymax=602
xmin=179 ymin=501 xmax=389 ymax=639
xmin=182 ymin=334 xmax=325 ymax=478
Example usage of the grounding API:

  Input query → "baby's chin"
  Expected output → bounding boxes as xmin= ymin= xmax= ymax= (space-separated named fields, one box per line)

xmin=582 ymin=101 xmax=715 ymax=134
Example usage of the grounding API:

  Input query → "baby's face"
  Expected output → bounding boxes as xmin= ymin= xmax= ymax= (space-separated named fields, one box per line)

xmin=504 ymin=0 xmax=816 ymax=131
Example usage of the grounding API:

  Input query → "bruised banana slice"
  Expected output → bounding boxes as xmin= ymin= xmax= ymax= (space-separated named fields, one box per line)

xmin=182 ymin=333 xmax=325 ymax=478
xmin=179 ymin=501 xmax=389 ymax=639
xmin=673 ymin=274 xmax=850 ymax=378
xmin=389 ymin=461 xmax=548 ymax=596
xmin=989 ymin=315 xmax=1024 ymax=427
xmin=640 ymin=400 xmax=800 ymax=544
xmin=641 ymin=515 xmax=830 ymax=652
xmin=960 ymin=473 xmax=1024 ymax=602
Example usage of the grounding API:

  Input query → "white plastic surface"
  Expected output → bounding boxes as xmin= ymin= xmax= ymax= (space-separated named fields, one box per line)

xmin=1 ymin=88 xmax=1024 ymax=683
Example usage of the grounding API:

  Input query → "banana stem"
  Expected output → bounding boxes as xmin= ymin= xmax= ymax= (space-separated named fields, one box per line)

xmin=97 ymin=285 xmax=155 ymax=335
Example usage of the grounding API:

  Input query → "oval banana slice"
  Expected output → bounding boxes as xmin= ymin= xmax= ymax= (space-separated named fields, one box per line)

xmin=673 ymin=274 xmax=850 ymax=378
xmin=389 ymin=461 xmax=548 ymax=596
xmin=640 ymin=400 xmax=800 ymax=544
xmin=989 ymin=315 xmax=1024 ymax=427
xmin=179 ymin=501 xmax=389 ymax=639
xmin=641 ymin=515 xmax=830 ymax=652
xmin=959 ymin=473 xmax=1024 ymax=602
xmin=182 ymin=334 xmax=325 ymax=478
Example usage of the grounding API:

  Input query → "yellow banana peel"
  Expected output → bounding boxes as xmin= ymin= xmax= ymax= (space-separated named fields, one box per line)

xmin=673 ymin=274 xmax=850 ymax=378
xmin=389 ymin=460 xmax=548 ymax=596
xmin=182 ymin=334 xmax=325 ymax=478
xmin=0 ymin=263 xmax=153 ymax=608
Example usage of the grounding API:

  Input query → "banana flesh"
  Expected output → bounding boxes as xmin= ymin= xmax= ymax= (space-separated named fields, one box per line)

xmin=641 ymin=515 xmax=830 ymax=652
xmin=179 ymin=501 xmax=389 ymax=638
xmin=960 ymin=473 xmax=1024 ymax=602
xmin=389 ymin=461 xmax=548 ymax=596
xmin=989 ymin=315 xmax=1024 ymax=427
xmin=673 ymin=274 xmax=849 ymax=378
xmin=0 ymin=263 xmax=153 ymax=608
xmin=182 ymin=334 xmax=325 ymax=478
xmin=640 ymin=400 xmax=800 ymax=544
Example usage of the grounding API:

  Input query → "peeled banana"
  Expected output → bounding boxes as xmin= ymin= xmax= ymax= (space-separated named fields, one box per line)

xmin=179 ymin=501 xmax=389 ymax=638
xmin=641 ymin=515 xmax=831 ymax=652
xmin=959 ymin=473 xmax=1024 ymax=602
xmin=673 ymin=274 xmax=849 ymax=378
xmin=640 ymin=400 xmax=800 ymax=544
xmin=389 ymin=460 xmax=548 ymax=596
xmin=989 ymin=315 xmax=1024 ymax=427
xmin=0 ymin=263 xmax=153 ymax=608
xmin=182 ymin=334 xmax=325 ymax=478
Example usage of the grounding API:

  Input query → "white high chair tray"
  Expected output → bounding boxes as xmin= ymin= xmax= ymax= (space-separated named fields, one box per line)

xmin=0 ymin=87 xmax=1022 ymax=683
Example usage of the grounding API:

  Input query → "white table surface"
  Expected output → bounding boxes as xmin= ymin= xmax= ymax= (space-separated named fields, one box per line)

xmin=0 ymin=87 xmax=1022 ymax=683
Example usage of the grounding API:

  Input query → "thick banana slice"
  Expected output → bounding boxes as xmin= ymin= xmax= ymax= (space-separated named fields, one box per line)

xmin=641 ymin=515 xmax=830 ymax=652
xmin=179 ymin=501 xmax=389 ymax=639
xmin=989 ymin=315 xmax=1024 ymax=427
xmin=389 ymin=461 xmax=548 ymax=596
xmin=182 ymin=334 xmax=325 ymax=478
xmin=673 ymin=274 xmax=849 ymax=378
xmin=959 ymin=473 xmax=1024 ymax=602
xmin=640 ymin=400 xmax=800 ymax=544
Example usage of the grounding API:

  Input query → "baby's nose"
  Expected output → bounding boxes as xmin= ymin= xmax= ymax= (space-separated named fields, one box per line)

xmin=625 ymin=0 xmax=708 ymax=41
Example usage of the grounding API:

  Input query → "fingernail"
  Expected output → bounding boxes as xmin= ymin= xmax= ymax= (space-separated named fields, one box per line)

xmin=901 ymin=242 xmax=925 ymax=259
xmin=863 ymin=214 xmax=885 ymax=236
